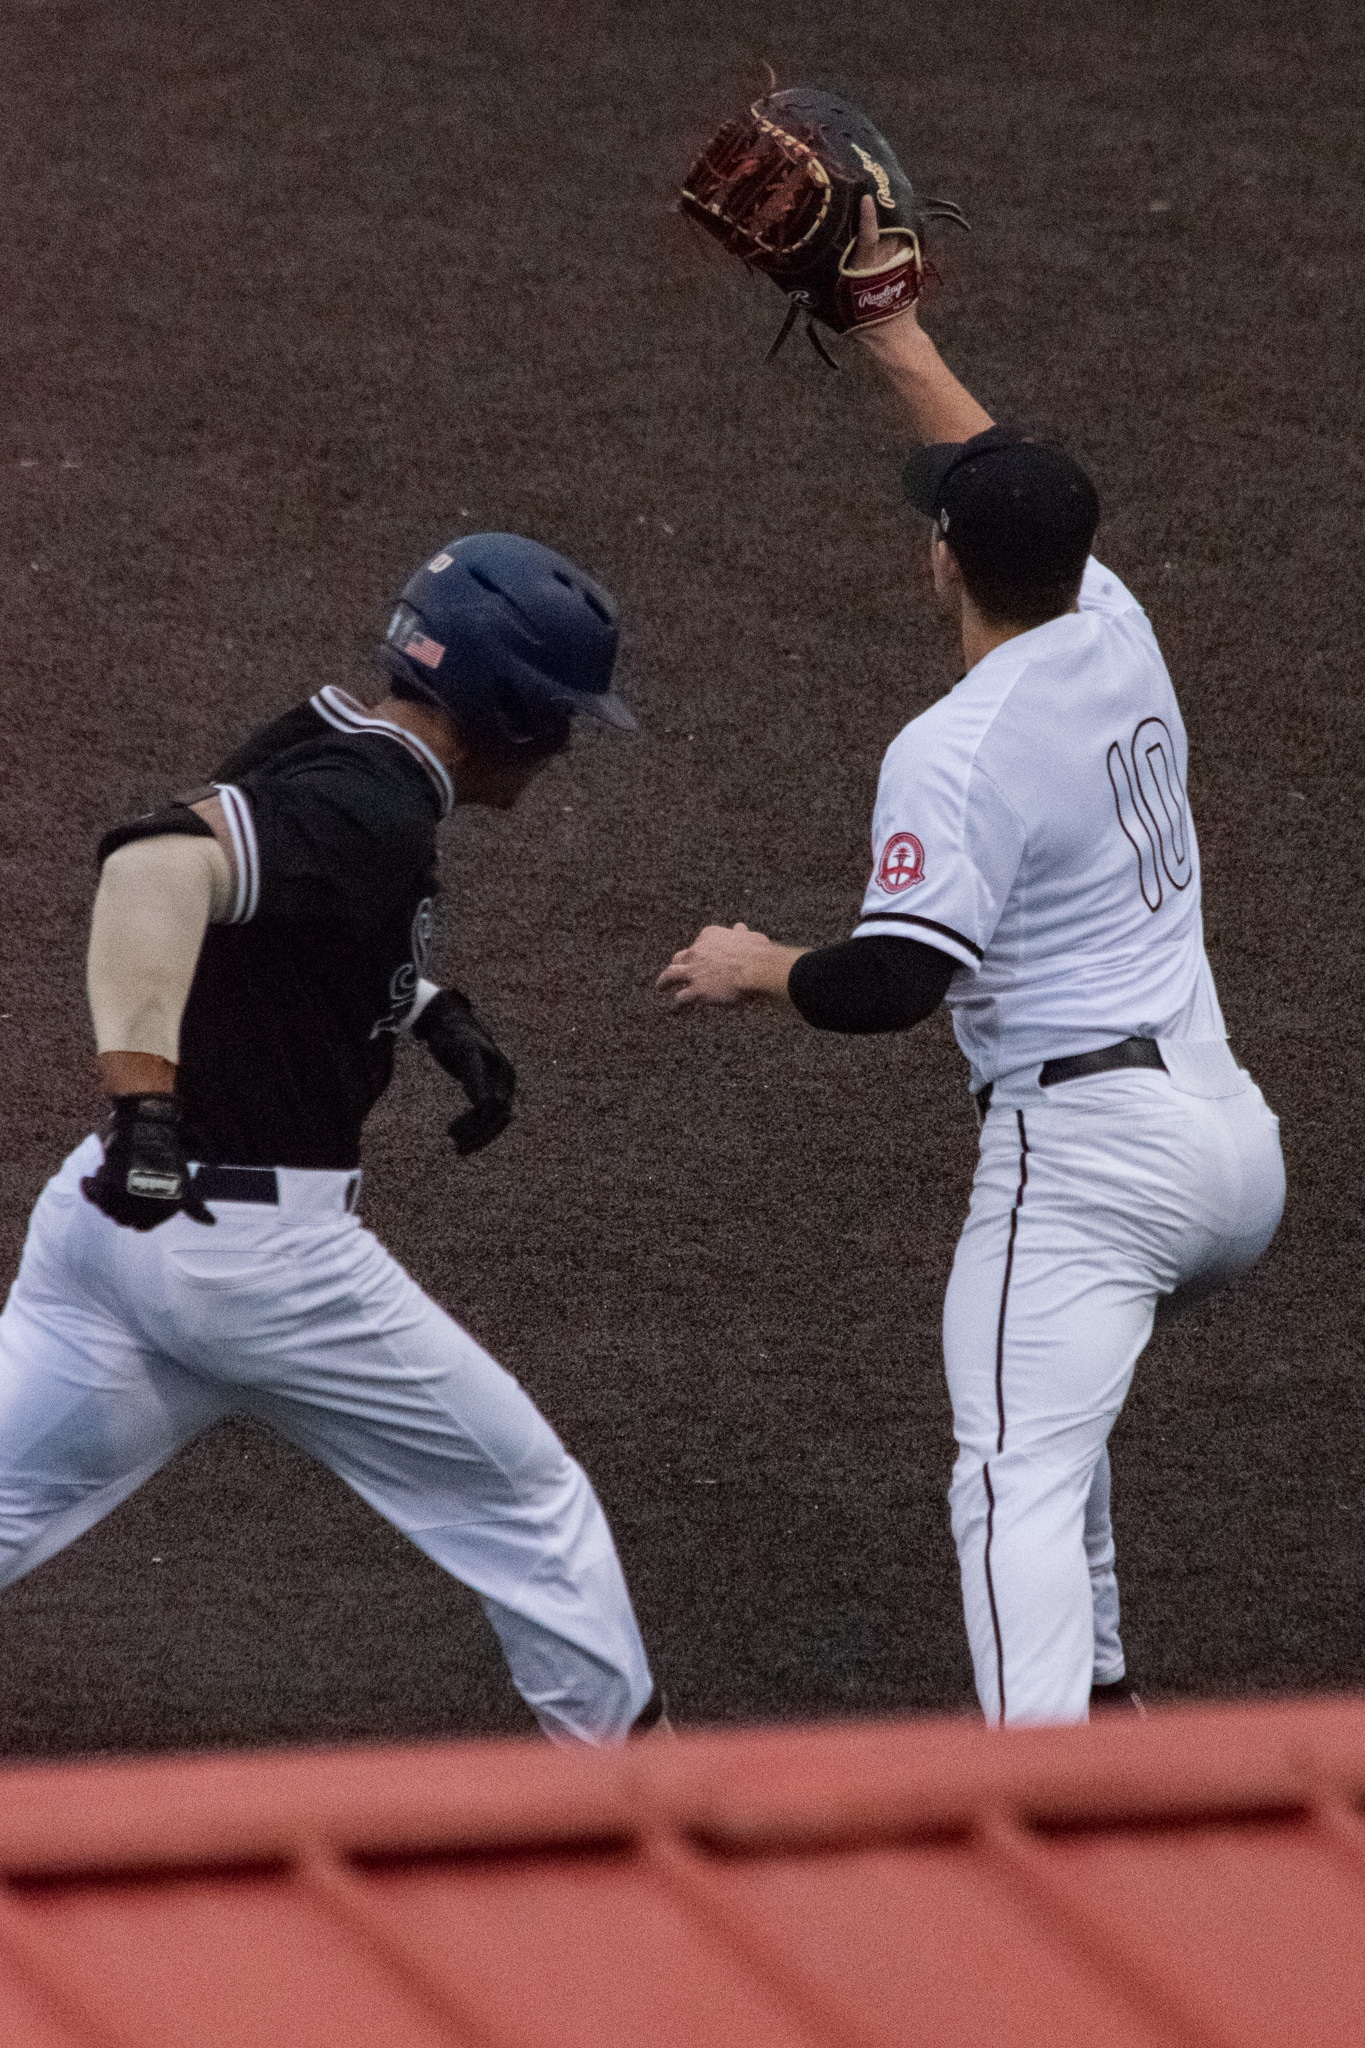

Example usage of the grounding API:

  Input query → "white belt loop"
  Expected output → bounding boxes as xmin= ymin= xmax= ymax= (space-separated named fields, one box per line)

xmin=981 ymin=1063 xmax=1050 ymax=1111
xmin=272 ymin=1167 xmax=362 ymax=1218
xmin=1154 ymin=1039 xmax=1247 ymax=1099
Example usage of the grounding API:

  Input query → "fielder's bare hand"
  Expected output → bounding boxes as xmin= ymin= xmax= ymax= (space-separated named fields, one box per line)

xmin=657 ymin=923 xmax=805 ymax=1007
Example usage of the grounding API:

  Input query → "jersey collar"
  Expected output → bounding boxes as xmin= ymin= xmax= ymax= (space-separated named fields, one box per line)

xmin=310 ymin=686 xmax=454 ymax=817
xmin=955 ymin=608 xmax=1094 ymax=694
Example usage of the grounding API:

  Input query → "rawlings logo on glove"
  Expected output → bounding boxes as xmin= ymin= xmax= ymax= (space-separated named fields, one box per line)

xmin=847 ymin=273 xmax=917 ymax=316
xmin=681 ymin=85 xmax=968 ymax=365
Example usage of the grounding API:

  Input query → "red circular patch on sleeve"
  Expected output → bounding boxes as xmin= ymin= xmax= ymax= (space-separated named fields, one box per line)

xmin=876 ymin=832 xmax=926 ymax=891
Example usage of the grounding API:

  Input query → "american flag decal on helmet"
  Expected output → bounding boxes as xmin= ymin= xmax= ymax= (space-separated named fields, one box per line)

xmin=387 ymin=605 xmax=446 ymax=669
xmin=403 ymin=631 xmax=445 ymax=669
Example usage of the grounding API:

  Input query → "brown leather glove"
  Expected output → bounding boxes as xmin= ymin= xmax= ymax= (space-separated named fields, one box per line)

xmin=681 ymin=86 xmax=968 ymax=363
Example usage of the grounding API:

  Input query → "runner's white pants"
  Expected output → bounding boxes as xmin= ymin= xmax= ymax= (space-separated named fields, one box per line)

xmin=0 ymin=1137 xmax=654 ymax=1744
xmin=944 ymin=1043 xmax=1284 ymax=1727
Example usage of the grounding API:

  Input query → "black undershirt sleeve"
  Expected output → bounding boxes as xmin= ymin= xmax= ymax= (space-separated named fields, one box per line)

xmin=96 ymin=805 xmax=216 ymax=866
xmin=787 ymin=933 xmax=958 ymax=1034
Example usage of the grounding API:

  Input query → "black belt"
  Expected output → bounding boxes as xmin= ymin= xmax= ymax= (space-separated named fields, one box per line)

xmin=975 ymin=1036 xmax=1166 ymax=1121
xmin=190 ymin=1165 xmax=363 ymax=1211
xmin=191 ymin=1165 xmax=279 ymax=1204
xmin=1041 ymin=1036 xmax=1166 ymax=1087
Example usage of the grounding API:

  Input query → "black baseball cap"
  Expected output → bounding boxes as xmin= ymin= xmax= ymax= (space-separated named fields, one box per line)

xmin=902 ymin=426 xmax=1100 ymax=588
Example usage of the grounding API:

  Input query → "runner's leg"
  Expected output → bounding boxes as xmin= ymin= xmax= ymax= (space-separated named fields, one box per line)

xmin=175 ymin=1213 xmax=653 ymax=1743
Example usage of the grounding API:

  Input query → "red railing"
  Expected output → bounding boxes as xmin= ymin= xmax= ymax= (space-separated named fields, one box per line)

xmin=0 ymin=1696 xmax=1363 ymax=2045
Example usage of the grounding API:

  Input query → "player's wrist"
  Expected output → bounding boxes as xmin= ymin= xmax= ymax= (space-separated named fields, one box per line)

xmin=742 ymin=940 xmax=807 ymax=1000
xmin=97 ymin=1049 xmax=178 ymax=1098
xmin=856 ymin=326 xmax=928 ymax=379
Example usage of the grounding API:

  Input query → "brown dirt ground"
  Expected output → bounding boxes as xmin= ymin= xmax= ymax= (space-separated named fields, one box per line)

xmin=1 ymin=0 xmax=1362 ymax=1755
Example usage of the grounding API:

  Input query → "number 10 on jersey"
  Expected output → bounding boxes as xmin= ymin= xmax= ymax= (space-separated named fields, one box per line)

xmin=1107 ymin=717 xmax=1192 ymax=912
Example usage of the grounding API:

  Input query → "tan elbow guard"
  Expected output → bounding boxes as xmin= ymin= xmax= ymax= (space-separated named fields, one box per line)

xmin=88 ymin=835 xmax=234 ymax=1063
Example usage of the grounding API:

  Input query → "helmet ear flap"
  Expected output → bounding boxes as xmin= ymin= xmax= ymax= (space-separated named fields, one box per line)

xmin=371 ymin=634 xmax=572 ymax=764
xmin=495 ymin=687 xmax=573 ymax=758
xmin=372 ymin=640 xmax=441 ymax=706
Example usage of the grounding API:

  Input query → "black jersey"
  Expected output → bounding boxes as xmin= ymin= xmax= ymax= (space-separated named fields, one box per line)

xmin=98 ymin=687 xmax=454 ymax=1169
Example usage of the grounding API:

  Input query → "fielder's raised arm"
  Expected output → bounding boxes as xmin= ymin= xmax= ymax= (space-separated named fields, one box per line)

xmin=848 ymin=196 xmax=994 ymax=445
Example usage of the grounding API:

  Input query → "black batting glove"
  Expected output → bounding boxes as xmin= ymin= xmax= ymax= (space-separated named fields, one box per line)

xmin=412 ymin=988 xmax=516 ymax=1156
xmin=81 ymin=1095 xmax=215 ymax=1231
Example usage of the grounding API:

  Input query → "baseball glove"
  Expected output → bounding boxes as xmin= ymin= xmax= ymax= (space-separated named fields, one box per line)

xmin=680 ymin=86 xmax=968 ymax=365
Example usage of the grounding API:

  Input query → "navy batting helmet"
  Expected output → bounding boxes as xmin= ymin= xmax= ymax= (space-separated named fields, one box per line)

xmin=375 ymin=532 xmax=635 ymax=761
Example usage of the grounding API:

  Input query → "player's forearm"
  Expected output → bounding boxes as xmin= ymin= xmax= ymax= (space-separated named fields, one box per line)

xmin=87 ymin=837 xmax=228 ymax=1081
xmin=789 ymin=934 xmax=957 ymax=1032
xmin=856 ymin=310 xmax=994 ymax=445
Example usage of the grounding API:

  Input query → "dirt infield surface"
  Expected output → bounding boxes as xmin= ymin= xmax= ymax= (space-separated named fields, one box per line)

xmin=1 ymin=0 xmax=1362 ymax=1755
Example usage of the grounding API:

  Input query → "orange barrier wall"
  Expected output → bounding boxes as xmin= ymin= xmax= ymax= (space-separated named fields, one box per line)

xmin=1 ymin=1696 xmax=1364 ymax=2046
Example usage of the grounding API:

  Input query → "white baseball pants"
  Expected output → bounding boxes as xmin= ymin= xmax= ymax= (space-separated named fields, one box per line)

xmin=0 ymin=1136 xmax=654 ymax=1744
xmin=944 ymin=1043 xmax=1284 ymax=1726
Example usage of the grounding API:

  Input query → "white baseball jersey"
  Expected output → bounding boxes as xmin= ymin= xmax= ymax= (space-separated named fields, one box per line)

xmin=855 ymin=559 xmax=1226 ymax=1086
